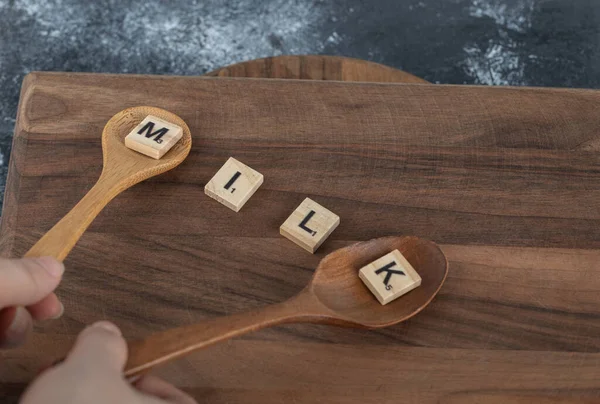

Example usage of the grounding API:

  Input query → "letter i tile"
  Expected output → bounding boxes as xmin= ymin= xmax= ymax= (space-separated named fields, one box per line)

xmin=205 ymin=157 xmax=264 ymax=212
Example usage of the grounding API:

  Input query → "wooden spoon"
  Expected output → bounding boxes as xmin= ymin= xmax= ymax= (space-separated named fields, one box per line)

xmin=25 ymin=106 xmax=192 ymax=260
xmin=124 ymin=235 xmax=448 ymax=377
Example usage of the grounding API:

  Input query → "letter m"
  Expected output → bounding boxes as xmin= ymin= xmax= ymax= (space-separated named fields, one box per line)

xmin=137 ymin=121 xmax=169 ymax=144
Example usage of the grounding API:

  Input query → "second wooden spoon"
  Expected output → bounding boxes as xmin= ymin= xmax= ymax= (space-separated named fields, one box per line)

xmin=124 ymin=236 xmax=448 ymax=377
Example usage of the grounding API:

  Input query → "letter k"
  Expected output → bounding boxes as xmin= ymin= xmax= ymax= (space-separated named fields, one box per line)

xmin=375 ymin=262 xmax=405 ymax=286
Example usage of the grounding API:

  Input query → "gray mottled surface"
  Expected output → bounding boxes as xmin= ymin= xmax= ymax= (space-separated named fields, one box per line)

xmin=1 ymin=0 xmax=599 ymax=206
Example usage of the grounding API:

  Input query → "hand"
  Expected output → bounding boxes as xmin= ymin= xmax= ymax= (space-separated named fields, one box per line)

xmin=0 ymin=257 xmax=65 ymax=348
xmin=21 ymin=321 xmax=197 ymax=404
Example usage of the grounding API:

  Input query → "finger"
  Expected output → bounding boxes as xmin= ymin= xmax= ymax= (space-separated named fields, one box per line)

xmin=27 ymin=292 xmax=64 ymax=320
xmin=0 ymin=257 xmax=64 ymax=308
xmin=65 ymin=321 xmax=127 ymax=373
xmin=0 ymin=306 xmax=33 ymax=348
xmin=135 ymin=375 xmax=197 ymax=404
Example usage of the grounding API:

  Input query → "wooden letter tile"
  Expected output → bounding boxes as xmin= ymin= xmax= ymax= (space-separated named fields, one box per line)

xmin=204 ymin=157 xmax=264 ymax=212
xmin=359 ymin=249 xmax=422 ymax=305
xmin=280 ymin=198 xmax=340 ymax=253
xmin=125 ymin=115 xmax=183 ymax=159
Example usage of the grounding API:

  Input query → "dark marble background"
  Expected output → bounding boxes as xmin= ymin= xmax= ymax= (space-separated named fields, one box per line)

xmin=1 ymin=0 xmax=599 ymax=205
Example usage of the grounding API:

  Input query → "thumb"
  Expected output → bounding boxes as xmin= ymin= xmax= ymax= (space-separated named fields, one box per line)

xmin=66 ymin=321 xmax=128 ymax=373
xmin=0 ymin=257 xmax=64 ymax=308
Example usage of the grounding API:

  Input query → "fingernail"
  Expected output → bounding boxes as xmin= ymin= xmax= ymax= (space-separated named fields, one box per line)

xmin=127 ymin=375 xmax=141 ymax=384
xmin=50 ymin=302 xmax=64 ymax=320
xmin=4 ymin=307 xmax=32 ymax=348
xmin=8 ymin=307 xmax=29 ymax=334
xmin=91 ymin=321 xmax=121 ymax=336
xmin=36 ymin=257 xmax=65 ymax=278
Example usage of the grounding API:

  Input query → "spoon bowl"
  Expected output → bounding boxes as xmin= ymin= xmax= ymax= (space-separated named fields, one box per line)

xmin=123 ymin=235 xmax=448 ymax=377
xmin=309 ymin=236 xmax=448 ymax=328
xmin=100 ymin=106 xmax=192 ymax=193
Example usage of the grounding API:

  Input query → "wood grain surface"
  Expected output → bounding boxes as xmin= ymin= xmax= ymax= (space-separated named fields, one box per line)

xmin=205 ymin=55 xmax=429 ymax=83
xmin=1 ymin=72 xmax=600 ymax=402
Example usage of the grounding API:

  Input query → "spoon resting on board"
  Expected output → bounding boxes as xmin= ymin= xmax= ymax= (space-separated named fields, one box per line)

xmin=123 ymin=236 xmax=448 ymax=377
xmin=24 ymin=106 xmax=192 ymax=260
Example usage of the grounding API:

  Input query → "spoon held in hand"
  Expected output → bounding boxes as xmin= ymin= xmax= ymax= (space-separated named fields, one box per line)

xmin=25 ymin=106 xmax=192 ymax=260
xmin=124 ymin=235 xmax=448 ymax=377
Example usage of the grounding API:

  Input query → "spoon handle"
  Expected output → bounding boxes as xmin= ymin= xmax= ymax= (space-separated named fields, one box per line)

xmin=124 ymin=293 xmax=324 ymax=377
xmin=25 ymin=175 xmax=118 ymax=260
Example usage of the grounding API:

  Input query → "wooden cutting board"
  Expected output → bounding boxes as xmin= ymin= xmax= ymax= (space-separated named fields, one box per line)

xmin=1 ymin=72 xmax=600 ymax=403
